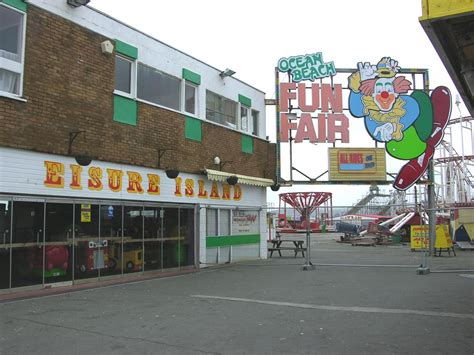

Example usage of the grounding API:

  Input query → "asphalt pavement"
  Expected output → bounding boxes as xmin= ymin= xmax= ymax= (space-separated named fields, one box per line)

xmin=1 ymin=234 xmax=473 ymax=354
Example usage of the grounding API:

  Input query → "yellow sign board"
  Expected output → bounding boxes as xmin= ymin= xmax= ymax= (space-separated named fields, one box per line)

xmin=328 ymin=148 xmax=386 ymax=181
xmin=410 ymin=225 xmax=452 ymax=249
xmin=81 ymin=211 xmax=91 ymax=222
xmin=81 ymin=204 xmax=91 ymax=223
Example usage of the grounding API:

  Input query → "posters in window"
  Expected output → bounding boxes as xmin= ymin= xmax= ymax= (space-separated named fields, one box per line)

xmin=232 ymin=210 xmax=259 ymax=235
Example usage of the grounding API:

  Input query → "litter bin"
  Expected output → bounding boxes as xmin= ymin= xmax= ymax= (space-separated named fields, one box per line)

xmin=391 ymin=235 xmax=401 ymax=244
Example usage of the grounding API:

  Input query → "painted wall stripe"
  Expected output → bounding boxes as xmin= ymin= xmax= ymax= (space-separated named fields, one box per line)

xmin=185 ymin=116 xmax=202 ymax=142
xmin=3 ymin=0 xmax=27 ymax=12
xmin=242 ymin=135 xmax=253 ymax=154
xmin=115 ymin=39 xmax=138 ymax=59
xmin=113 ymin=95 xmax=137 ymax=125
xmin=238 ymin=94 xmax=251 ymax=107
xmin=182 ymin=68 xmax=201 ymax=85
xmin=206 ymin=234 xmax=260 ymax=248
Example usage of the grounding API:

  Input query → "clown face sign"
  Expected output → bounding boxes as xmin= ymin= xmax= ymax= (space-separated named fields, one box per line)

xmin=348 ymin=57 xmax=451 ymax=191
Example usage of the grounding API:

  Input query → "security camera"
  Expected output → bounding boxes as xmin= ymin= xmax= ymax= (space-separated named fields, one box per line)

xmin=213 ymin=156 xmax=221 ymax=165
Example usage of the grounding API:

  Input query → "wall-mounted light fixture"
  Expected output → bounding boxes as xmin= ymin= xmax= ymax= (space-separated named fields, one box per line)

xmin=67 ymin=0 xmax=90 ymax=7
xmin=213 ymin=156 xmax=232 ymax=171
xmin=219 ymin=68 xmax=236 ymax=78
xmin=68 ymin=131 xmax=92 ymax=166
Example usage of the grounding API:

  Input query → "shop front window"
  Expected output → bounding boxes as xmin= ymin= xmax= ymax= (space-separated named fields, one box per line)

xmin=11 ymin=201 xmax=44 ymax=288
xmin=101 ymin=204 xmax=123 ymax=276
xmin=0 ymin=199 xmax=11 ymax=289
xmin=162 ymin=208 xmax=179 ymax=269
xmin=180 ymin=208 xmax=194 ymax=267
xmin=143 ymin=206 xmax=162 ymax=271
xmin=44 ymin=202 xmax=73 ymax=284
xmin=123 ymin=205 xmax=143 ymax=273
xmin=220 ymin=209 xmax=230 ymax=236
xmin=74 ymin=203 xmax=102 ymax=280
xmin=206 ymin=208 xmax=218 ymax=236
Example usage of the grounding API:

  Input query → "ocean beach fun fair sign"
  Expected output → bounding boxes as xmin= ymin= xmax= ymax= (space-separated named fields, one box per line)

xmin=277 ymin=53 xmax=451 ymax=191
xmin=277 ymin=52 xmax=350 ymax=144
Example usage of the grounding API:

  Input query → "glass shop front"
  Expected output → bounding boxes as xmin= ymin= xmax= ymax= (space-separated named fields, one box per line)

xmin=0 ymin=197 xmax=195 ymax=290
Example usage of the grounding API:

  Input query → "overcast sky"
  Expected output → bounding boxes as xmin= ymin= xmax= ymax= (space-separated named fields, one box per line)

xmin=91 ymin=0 xmax=471 ymax=208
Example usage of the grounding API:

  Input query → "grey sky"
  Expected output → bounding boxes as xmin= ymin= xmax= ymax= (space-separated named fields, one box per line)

xmin=91 ymin=0 xmax=470 ymax=207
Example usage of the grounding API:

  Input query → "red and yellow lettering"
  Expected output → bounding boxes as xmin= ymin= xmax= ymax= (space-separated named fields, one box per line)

xmin=126 ymin=171 xmax=144 ymax=193
xmin=88 ymin=167 xmax=103 ymax=191
xmin=175 ymin=177 xmax=183 ymax=197
xmin=198 ymin=180 xmax=208 ymax=198
xmin=210 ymin=182 xmax=220 ymax=199
xmin=147 ymin=174 xmax=160 ymax=195
xmin=44 ymin=161 xmax=65 ymax=188
xmin=222 ymin=184 xmax=231 ymax=200
xmin=70 ymin=164 xmax=83 ymax=190
xmin=233 ymin=185 xmax=242 ymax=201
xmin=107 ymin=169 xmax=123 ymax=192
xmin=185 ymin=178 xmax=194 ymax=197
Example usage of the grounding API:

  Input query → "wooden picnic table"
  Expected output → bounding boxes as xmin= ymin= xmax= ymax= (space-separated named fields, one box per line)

xmin=268 ymin=238 xmax=306 ymax=258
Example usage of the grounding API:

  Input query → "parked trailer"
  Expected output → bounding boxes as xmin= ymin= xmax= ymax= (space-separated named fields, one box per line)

xmin=336 ymin=222 xmax=362 ymax=242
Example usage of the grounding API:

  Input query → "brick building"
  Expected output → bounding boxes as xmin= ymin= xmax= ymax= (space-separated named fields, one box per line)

xmin=0 ymin=0 xmax=276 ymax=291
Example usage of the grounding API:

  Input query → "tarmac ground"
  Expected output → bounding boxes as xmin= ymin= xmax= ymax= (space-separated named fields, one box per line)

xmin=1 ymin=233 xmax=473 ymax=354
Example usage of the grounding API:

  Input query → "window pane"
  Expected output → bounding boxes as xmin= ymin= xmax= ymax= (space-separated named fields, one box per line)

xmin=137 ymin=63 xmax=181 ymax=111
xmin=185 ymin=83 xmax=196 ymax=114
xmin=0 ymin=68 xmax=20 ymax=95
xmin=179 ymin=208 xmax=195 ymax=267
xmin=206 ymin=209 xmax=217 ymax=236
xmin=206 ymin=91 xmax=237 ymax=128
xmin=0 ymin=6 xmax=23 ymax=63
xmin=115 ymin=56 xmax=132 ymax=94
xmin=252 ymin=110 xmax=259 ymax=136
xmin=220 ymin=210 xmax=230 ymax=236
xmin=240 ymin=107 xmax=249 ymax=133
xmin=0 ymin=199 xmax=11 ymax=289
xmin=11 ymin=201 xmax=44 ymax=288
xmin=123 ymin=205 xmax=143 ymax=273
xmin=44 ymin=203 xmax=73 ymax=284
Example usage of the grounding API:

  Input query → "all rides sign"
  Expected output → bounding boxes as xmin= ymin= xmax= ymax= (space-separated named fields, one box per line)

xmin=277 ymin=53 xmax=451 ymax=191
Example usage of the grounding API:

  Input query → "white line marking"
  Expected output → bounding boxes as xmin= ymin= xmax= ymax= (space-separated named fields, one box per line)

xmin=191 ymin=295 xmax=474 ymax=320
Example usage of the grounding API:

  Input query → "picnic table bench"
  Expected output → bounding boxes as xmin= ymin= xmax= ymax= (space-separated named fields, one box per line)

xmin=268 ymin=239 xmax=306 ymax=258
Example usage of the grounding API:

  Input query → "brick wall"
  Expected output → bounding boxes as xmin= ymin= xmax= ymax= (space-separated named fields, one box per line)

xmin=0 ymin=5 xmax=276 ymax=180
